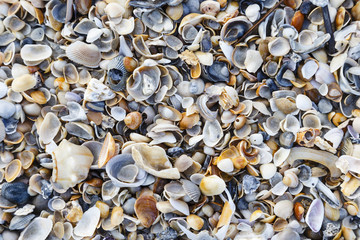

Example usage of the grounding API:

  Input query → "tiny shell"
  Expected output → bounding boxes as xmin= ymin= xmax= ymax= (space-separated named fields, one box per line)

xmin=11 ymin=74 xmax=36 ymax=92
xmin=66 ymin=42 xmax=101 ymax=68
xmin=305 ymin=199 xmax=324 ymax=233
xmin=274 ymin=200 xmax=293 ymax=219
xmin=134 ymin=191 xmax=158 ymax=228
xmin=18 ymin=217 xmax=53 ymax=240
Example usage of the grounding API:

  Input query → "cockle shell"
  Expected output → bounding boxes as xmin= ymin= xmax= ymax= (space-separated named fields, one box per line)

xmin=200 ymin=175 xmax=226 ymax=196
xmin=20 ymin=44 xmax=52 ymax=62
xmin=52 ymin=139 xmax=93 ymax=191
xmin=65 ymin=41 xmax=101 ymax=68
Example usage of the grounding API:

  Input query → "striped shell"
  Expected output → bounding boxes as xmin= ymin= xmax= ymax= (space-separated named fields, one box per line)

xmin=65 ymin=42 xmax=101 ymax=68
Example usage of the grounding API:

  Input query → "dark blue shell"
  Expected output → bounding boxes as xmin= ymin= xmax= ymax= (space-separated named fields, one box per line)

xmin=2 ymin=182 xmax=30 ymax=205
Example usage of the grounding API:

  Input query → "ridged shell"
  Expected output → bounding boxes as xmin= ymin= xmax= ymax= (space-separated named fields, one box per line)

xmin=66 ymin=42 xmax=101 ymax=68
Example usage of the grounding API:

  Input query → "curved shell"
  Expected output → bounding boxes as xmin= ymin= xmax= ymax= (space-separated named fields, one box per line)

xmin=65 ymin=42 xmax=101 ymax=68
xmin=19 ymin=217 xmax=53 ymax=240
xmin=203 ymin=120 xmax=223 ymax=147
xmin=20 ymin=44 xmax=52 ymax=62
xmin=132 ymin=143 xmax=180 ymax=179
xmin=52 ymin=140 xmax=93 ymax=191
xmin=106 ymin=154 xmax=148 ymax=187
xmin=127 ymin=65 xmax=161 ymax=101
xmin=134 ymin=191 xmax=158 ymax=228
xmin=220 ymin=16 xmax=252 ymax=42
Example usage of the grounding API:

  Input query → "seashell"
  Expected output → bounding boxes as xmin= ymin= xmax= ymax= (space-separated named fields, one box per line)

xmin=63 ymin=63 xmax=79 ymax=84
xmin=174 ymin=155 xmax=193 ymax=172
xmin=287 ymin=147 xmax=341 ymax=178
xmin=20 ymin=44 xmax=52 ymax=62
xmin=38 ymin=112 xmax=61 ymax=144
xmin=204 ymin=61 xmax=229 ymax=82
xmin=203 ymin=120 xmax=223 ymax=147
xmin=268 ymin=37 xmax=290 ymax=56
xmin=274 ymin=200 xmax=293 ymax=219
xmin=200 ymin=175 xmax=226 ymax=196
xmin=166 ymin=4 xmax=183 ymax=21
xmin=98 ymin=132 xmax=116 ymax=168
xmin=274 ymin=97 xmax=297 ymax=114
xmin=296 ymin=128 xmax=320 ymax=147
xmin=181 ymin=179 xmax=201 ymax=202
xmin=11 ymin=74 xmax=36 ymax=92
xmin=124 ymin=112 xmax=142 ymax=130
xmin=52 ymin=139 xmax=93 ymax=191
xmin=96 ymin=201 xmax=110 ymax=219
xmin=0 ymin=99 xmax=15 ymax=119
xmin=65 ymin=42 xmax=101 ymax=68
xmin=5 ymin=159 xmax=22 ymax=182
xmin=187 ymin=214 xmax=204 ymax=231
xmin=132 ymin=143 xmax=180 ymax=179
xmin=84 ymin=78 xmax=115 ymax=102
xmin=18 ymin=217 xmax=53 ymax=240
xmin=65 ymin=122 xmax=94 ymax=140
xmin=127 ymin=65 xmax=161 ymax=101
xmin=296 ymin=94 xmax=312 ymax=111
xmin=305 ymin=199 xmax=324 ymax=233
xmin=282 ymin=169 xmax=299 ymax=188
xmin=200 ymin=0 xmax=220 ymax=16
xmin=158 ymin=105 xmax=182 ymax=121
xmin=324 ymin=202 xmax=340 ymax=221
xmin=244 ymin=50 xmax=263 ymax=73
xmin=9 ymin=214 xmax=35 ymax=230
xmin=217 ymin=158 xmax=234 ymax=173
xmin=169 ymin=197 xmax=189 ymax=215
xmin=2 ymin=182 xmax=30 ymax=205
xmin=111 ymin=206 xmax=124 ymax=226
xmin=260 ymin=163 xmax=277 ymax=179
xmin=302 ymin=114 xmax=321 ymax=129
xmin=134 ymin=190 xmax=158 ymax=228
xmin=106 ymin=154 xmax=147 ymax=187
xmin=141 ymin=9 xmax=174 ymax=33
xmin=220 ymin=16 xmax=252 ymax=43
xmin=73 ymin=207 xmax=100 ymax=237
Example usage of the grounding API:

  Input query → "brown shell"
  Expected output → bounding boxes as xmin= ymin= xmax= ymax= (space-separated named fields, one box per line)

xmin=134 ymin=191 xmax=158 ymax=228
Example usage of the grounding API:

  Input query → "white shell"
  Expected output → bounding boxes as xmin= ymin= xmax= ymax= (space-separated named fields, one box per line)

xmin=74 ymin=207 xmax=101 ymax=237
xmin=296 ymin=94 xmax=312 ymax=111
xmin=19 ymin=217 xmax=53 ymax=240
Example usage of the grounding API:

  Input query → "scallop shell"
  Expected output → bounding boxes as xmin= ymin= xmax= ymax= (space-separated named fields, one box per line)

xmin=65 ymin=42 xmax=101 ymax=68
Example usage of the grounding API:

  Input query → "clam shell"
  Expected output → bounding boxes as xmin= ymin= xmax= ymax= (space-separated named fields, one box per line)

xmin=200 ymin=175 xmax=226 ymax=196
xmin=39 ymin=112 xmax=61 ymax=144
xmin=134 ymin=191 xmax=158 ymax=228
xmin=74 ymin=207 xmax=100 ymax=237
xmin=11 ymin=74 xmax=36 ymax=92
xmin=305 ymin=199 xmax=324 ymax=233
xmin=106 ymin=154 xmax=147 ymax=187
xmin=203 ymin=120 xmax=223 ymax=147
xmin=20 ymin=44 xmax=52 ymax=62
xmin=268 ymin=37 xmax=290 ymax=56
xmin=66 ymin=42 xmax=101 ymax=68
xmin=18 ymin=217 xmax=53 ymax=240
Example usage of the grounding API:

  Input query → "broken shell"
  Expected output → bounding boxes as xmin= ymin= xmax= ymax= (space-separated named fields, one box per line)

xmin=98 ymin=132 xmax=116 ymax=168
xmin=52 ymin=139 xmax=93 ymax=191
xmin=132 ymin=143 xmax=180 ymax=179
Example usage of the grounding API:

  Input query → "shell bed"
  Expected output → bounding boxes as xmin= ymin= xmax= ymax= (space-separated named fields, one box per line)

xmin=0 ymin=0 xmax=360 ymax=239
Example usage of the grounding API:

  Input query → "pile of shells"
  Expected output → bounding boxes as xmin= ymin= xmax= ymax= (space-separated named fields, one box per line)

xmin=0 ymin=0 xmax=360 ymax=239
